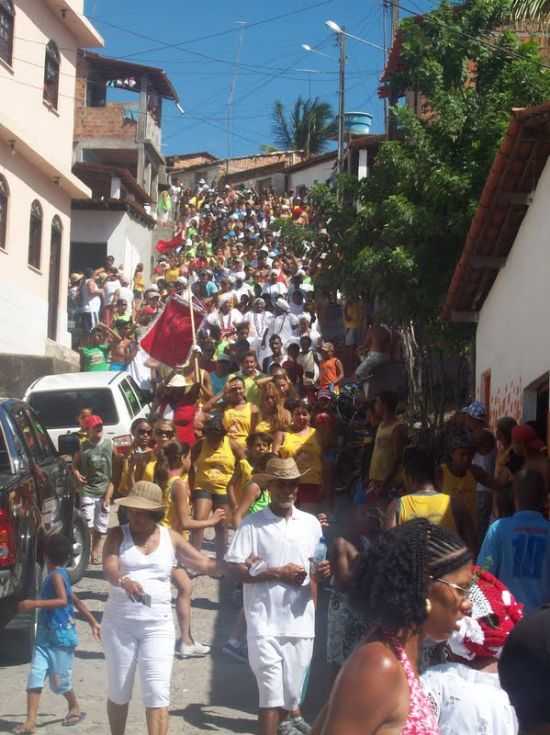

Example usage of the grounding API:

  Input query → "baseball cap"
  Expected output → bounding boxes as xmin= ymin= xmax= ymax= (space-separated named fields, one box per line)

xmin=84 ymin=414 xmax=103 ymax=430
xmin=511 ymin=424 xmax=545 ymax=451
xmin=462 ymin=401 xmax=487 ymax=421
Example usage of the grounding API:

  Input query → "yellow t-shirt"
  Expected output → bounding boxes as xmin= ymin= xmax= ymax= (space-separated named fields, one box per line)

xmin=165 ymin=267 xmax=181 ymax=284
xmin=223 ymin=403 xmax=253 ymax=449
xmin=194 ymin=436 xmax=236 ymax=495
xmin=234 ymin=458 xmax=254 ymax=507
xmin=134 ymin=272 xmax=145 ymax=293
xmin=161 ymin=474 xmax=190 ymax=540
xmin=440 ymin=464 xmax=477 ymax=525
xmin=369 ymin=420 xmax=406 ymax=486
xmin=399 ymin=492 xmax=456 ymax=532
xmin=280 ymin=427 xmax=322 ymax=485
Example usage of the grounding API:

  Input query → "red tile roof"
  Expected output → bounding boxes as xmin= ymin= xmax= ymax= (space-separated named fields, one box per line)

xmin=443 ymin=103 xmax=550 ymax=319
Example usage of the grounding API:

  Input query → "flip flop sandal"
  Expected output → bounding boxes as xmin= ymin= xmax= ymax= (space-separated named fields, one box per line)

xmin=62 ymin=713 xmax=87 ymax=727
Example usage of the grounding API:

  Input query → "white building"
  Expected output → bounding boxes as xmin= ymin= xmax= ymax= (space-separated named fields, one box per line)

xmin=444 ymin=103 xmax=550 ymax=433
xmin=286 ymin=151 xmax=337 ymax=194
xmin=0 ymin=0 xmax=102 ymax=394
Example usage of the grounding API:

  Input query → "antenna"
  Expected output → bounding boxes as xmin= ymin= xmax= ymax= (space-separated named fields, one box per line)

xmin=226 ymin=21 xmax=247 ymax=175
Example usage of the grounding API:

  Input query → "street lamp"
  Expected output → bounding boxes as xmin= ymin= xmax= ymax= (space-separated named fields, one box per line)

xmin=294 ymin=68 xmax=322 ymax=98
xmin=301 ymin=43 xmax=335 ymax=59
xmin=325 ymin=20 xmax=385 ymax=51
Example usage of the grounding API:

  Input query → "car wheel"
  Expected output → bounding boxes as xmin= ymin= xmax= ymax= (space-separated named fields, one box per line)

xmin=0 ymin=561 xmax=42 ymax=664
xmin=67 ymin=509 xmax=91 ymax=584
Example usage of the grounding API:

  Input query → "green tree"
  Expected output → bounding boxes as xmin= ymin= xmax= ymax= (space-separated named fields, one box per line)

xmin=272 ymin=96 xmax=337 ymax=157
xmin=309 ymin=0 xmax=550 ymax=428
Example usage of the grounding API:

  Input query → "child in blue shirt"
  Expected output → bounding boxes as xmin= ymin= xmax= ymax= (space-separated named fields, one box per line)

xmin=14 ymin=534 xmax=100 ymax=734
xmin=478 ymin=468 xmax=550 ymax=614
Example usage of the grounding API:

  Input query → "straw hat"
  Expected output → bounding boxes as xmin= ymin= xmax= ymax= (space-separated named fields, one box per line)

xmin=252 ymin=457 xmax=309 ymax=484
xmin=167 ymin=373 xmax=192 ymax=389
xmin=116 ymin=481 xmax=164 ymax=511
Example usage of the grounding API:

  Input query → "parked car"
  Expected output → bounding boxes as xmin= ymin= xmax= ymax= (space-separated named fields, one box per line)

xmin=0 ymin=399 xmax=90 ymax=662
xmin=24 ymin=371 xmax=152 ymax=456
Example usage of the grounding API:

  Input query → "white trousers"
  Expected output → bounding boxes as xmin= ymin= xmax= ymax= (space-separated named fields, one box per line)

xmin=248 ymin=636 xmax=314 ymax=711
xmin=102 ymin=612 xmax=175 ymax=708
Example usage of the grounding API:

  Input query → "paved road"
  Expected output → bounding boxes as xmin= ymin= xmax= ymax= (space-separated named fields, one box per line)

xmin=0 ymin=561 xmax=330 ymax=734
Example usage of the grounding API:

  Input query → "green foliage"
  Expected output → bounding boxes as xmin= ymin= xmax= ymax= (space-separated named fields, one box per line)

xmin=272 ymin=97 xmax=337 ymax=157
xmin=314 ymin=0 xmax=550 ymax=330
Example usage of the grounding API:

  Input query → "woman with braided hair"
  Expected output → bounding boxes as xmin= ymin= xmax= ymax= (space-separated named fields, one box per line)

xmin=316 ymin=518 xmax=473 ymax=735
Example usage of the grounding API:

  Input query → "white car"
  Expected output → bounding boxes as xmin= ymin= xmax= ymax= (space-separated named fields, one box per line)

xmin=24 ymin=371 xmax=151 ymax=452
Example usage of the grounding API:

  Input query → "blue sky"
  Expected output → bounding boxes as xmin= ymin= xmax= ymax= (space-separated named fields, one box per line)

xmin=84 ymin=0 xmax=435 ymax=159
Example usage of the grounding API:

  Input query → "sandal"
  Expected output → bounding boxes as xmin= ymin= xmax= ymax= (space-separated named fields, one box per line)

xmin=62 ymin=712 xmax=86 ymax=727
xmin=13 ymin=725 xmax=36 ymax=734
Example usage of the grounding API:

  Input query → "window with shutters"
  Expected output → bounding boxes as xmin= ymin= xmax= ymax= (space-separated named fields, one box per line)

xmin=43 ymin=40 xmax=60 ymax=109
xmin=28 ymin=200 xmax=43 ymax=270
xmin=0 ymin=0 xmax=14 ymax=66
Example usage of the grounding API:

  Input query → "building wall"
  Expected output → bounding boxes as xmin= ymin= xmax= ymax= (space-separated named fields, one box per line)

xmin=288 ymin=158 xmax=336 ymax=191
xmin=0 ymin=139 xmax=72 ymax=355
xmin=0 ymin=0 xmax=95 ymax=358
xmin=71 ymin=210 xmax=153 ymax=282
xmin=1 ymin=0 xmax=81 ymax=176
xmin=475 ymin=156 xmax=550 ymax=425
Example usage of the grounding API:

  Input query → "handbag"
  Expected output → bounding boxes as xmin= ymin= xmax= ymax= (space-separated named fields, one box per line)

xmin=45 ymin=619 xmax=79 ymax=649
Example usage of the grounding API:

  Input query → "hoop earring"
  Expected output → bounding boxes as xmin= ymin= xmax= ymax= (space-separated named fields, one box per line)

xmin=425 ymin=598 xmax=432 ymax=614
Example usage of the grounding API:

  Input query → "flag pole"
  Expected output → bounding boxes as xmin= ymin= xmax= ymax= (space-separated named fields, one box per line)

xmin=188 ymin=281 xmax=200 ymax=384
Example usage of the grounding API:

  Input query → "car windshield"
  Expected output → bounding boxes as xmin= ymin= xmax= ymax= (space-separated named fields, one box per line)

xmin=0 ymin=420 xmax=12 ymax=474
xmin=28 ymin=389 xmax=119 ymax=429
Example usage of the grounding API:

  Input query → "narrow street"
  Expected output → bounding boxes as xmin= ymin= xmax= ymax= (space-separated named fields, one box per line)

xmin=0 ymin=550 xmax=330 ymax=734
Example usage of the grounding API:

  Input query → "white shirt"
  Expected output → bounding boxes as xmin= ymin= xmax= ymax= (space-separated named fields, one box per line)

xmin=269 ymin=313 xmax=299 ymax=345
xmin=421 ymin=663 xmax=518 ymax=735
xmin=262 ymin=282 xmax=288 ymax=300
xmin=225 ymin=506 xmax=322 ymax=639
xmin=103 ymin=279 xmax=121 ymax=306
xmin=116 ymin=286 xmax=134 ymax=306
xmin=206 ymin=308 xmax=241 ymax=331
xmin=245 ymin=310 xmax=274 ymax=339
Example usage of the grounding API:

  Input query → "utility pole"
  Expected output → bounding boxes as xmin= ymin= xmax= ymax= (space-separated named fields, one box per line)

xmin=336 ymin=30 xmax=346 ymax=177
xmin=387 ymin=0 xmax=400 ymax=139
xmin=225 ymin=21 xmax=246 ymax=178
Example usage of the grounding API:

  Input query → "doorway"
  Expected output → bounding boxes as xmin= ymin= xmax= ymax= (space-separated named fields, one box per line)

xmin=47 ymin=217 xmax=63 ymax=341
xmin=69 ymin=241 xmax=107 ymax=274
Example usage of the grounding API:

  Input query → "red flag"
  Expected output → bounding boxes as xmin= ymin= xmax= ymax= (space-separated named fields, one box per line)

xmin=140 ymin=297 xmax=201 ymax=367
xmin=155 ymin=227 xmax=184 ymax=254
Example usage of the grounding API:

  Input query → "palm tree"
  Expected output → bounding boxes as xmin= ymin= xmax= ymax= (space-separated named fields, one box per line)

xmin=272 ymin=96 xmax=337 ymax=158
xmin=510 ymin=0 xmax=550 ymax=23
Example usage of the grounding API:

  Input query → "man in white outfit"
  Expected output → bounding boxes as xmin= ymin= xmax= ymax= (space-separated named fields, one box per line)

xmin=225 ymin=457 xmax=330 ymax=735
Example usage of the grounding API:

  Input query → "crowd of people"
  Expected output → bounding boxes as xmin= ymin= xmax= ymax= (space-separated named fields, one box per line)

xmin=15 ymin=181 xmax=550 ymax=735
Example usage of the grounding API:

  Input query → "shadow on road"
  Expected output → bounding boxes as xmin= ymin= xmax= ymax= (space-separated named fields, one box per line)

xmin=172 ymin=703 xmax=255 ymax=733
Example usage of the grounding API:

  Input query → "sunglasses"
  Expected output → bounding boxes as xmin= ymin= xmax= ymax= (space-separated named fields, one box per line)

xmin=137 ymin=428 xmax=152 ymax=436
xmin=156 ymin=429 xmax=175 ymax=438
xmin=431 ymin=577 xmax=473 ymax=598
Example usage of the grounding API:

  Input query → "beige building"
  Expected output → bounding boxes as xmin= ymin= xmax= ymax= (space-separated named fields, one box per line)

xmin=0 ymin=0 xmax=102 ymax=394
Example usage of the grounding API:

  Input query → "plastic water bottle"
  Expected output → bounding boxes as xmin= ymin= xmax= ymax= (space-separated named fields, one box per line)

xmin=310 ymin=537 xmax=328 ymax=574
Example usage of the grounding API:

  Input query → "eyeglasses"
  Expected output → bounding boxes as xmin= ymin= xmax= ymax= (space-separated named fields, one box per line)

xmin=156 ymin=429 xmax=175 ymax=438
xmin=137 ymin=429 xmax=152 ymax=436
xmin=432 ymin=577 xmax=473 ymax=598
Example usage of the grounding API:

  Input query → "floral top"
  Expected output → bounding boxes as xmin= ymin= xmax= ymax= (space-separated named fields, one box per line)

xmin=394 ymin=642 xmax=440 ymax=734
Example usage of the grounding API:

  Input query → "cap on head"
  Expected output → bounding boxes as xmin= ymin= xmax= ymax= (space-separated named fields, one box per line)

xmin=84 ymin=414 xmax=103 ymax=430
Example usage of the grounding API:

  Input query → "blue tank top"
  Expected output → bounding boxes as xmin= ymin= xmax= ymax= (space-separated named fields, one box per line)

xmin=37 ymin=567 xmax=76 ymax=646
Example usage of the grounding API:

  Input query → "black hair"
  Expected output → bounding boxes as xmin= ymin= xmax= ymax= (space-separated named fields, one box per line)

xmin=287 ymin=398 xmax=311 ymax=414
xmin=514 ymin=468 xmax=546 ymax=512
xmin=403 ymin=446 xmax=435 ymax=485
xmin=377 ymin=390 xmax=398 ymax=414
xmin=246 ymin=431 xmax=273 ymax=448
xmin=148 ymin=509 xmax=165 ymax=524
xmin=269 ymin=334 xmax=282 ymax=347
xmin=350 ymin=518 xmax=471 ymax=638
xmin=45 ymin=533 xmax=72 ymax=566
xmin=446 ymin=428 xmax=474 ymax=455
xmin=496 ymin=416 xmax=517 ymax=444
xmin=154 ymin=440 xmax=190 ymax=489
xmin=499 ymin=608 xmax=550 ymax=732
xmin=131 ymin=417 xmax=151 ymax=435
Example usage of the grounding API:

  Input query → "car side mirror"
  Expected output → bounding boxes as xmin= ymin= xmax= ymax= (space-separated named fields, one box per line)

xmin=58 ymin=432 xmax=80 ymax=457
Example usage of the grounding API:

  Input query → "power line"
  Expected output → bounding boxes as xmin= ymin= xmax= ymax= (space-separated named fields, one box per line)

xmin=100 ymin=0 xmax=337 ymax=60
